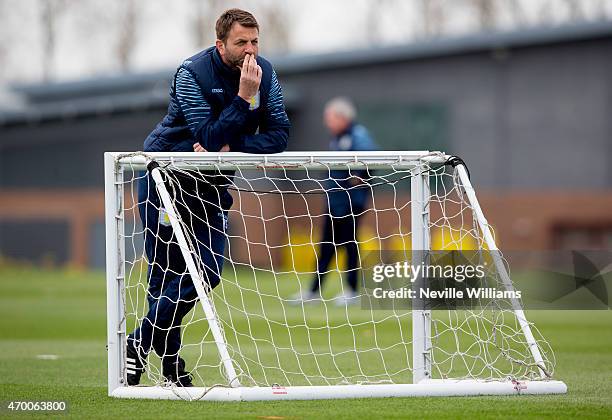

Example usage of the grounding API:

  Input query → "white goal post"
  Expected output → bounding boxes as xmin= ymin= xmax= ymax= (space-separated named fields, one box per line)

xmin=104 ymin=151 xmax=567 ymax=401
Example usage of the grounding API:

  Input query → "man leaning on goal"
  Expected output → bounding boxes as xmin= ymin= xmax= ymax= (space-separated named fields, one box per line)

xmin=126 ymin=8 xmax=290 ymax=387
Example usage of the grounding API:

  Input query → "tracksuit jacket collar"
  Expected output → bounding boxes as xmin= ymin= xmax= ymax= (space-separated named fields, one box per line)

xmin=212 ymin=48 xmax=241 ymax=80
xmin=335 ymin=122 xmax=356 ymax=140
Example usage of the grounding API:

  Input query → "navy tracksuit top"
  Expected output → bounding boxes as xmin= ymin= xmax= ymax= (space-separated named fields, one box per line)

xmin=327 ymin=123 xmax=378 ymax=216
xmin=142 ymin=46 xmax=290 ymax=210
xmin=144 ymin=46 xmax=290 ymax=154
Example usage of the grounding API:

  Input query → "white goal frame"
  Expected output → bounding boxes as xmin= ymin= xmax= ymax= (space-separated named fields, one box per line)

xmin=104 ymin=151 xmax=567 ymax=401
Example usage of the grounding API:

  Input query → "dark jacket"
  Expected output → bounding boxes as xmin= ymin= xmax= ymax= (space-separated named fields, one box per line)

xmin=144 ymin=46 xmax=290 ymax=153
xmin=327 ymin=123 xmax=377 ymax=217
xmin=142 ymin=47 xmax=290 ymax=210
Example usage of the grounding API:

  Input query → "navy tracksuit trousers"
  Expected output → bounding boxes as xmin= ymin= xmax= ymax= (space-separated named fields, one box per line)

xmin=128 ymin=172 xmax=229 ymax=365
xmin=310 ymin=185 xmax=368 ymax=294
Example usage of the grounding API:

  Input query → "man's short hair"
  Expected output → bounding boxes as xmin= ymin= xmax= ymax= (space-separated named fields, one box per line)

xmin=216 ymin=9 xmax=259 ymax=42
xmin=325 ymin=97 xmax=357 ymax=121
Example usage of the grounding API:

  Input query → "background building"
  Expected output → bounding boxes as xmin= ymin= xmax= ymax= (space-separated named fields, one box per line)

xmin=1 ymin=21 xmax=611 ymax=268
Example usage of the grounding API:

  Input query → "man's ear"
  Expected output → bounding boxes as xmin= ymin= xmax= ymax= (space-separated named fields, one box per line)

xmin=215 ymin=39 xmax=225 ymax=55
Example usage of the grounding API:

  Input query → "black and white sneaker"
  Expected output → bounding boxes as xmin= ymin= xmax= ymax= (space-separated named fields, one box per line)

xmin=163 ymin=357 xmax=193 ymax=387
xmin=126 ymin=342 xmax=146 ymax=386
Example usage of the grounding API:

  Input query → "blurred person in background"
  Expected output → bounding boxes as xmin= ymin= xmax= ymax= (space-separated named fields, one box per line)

xmin=292 ymin=97 xmax=377 ymax=306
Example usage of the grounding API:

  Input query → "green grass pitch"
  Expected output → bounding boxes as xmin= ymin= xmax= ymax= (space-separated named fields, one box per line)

xmin=0 ymin=266 xmax=611 ymax=419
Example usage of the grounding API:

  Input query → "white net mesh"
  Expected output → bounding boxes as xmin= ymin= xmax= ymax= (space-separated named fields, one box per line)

xmin=116 ymin=152 xmax=556 ymax=389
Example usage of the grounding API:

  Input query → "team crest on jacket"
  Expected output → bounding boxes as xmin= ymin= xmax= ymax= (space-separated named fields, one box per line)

xmin=159 ymin=208 xmax=172 ymax=227
xmin=249 ymin=91 xmax=260 ymax=110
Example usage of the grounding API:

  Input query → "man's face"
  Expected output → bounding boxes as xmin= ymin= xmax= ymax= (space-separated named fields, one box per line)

xmin=324 ymin=108 xmax=350 ymax=136
xmin=216 ymin=23 xmax=259 ymax=70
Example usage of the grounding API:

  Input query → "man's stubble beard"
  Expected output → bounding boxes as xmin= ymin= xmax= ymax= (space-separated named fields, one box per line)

xmin=226 ymin=51 xmax=256 ymax=70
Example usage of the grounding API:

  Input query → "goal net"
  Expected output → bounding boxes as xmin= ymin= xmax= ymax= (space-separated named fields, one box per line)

xmin=104 ymin=151 xmax=566 ymax=400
